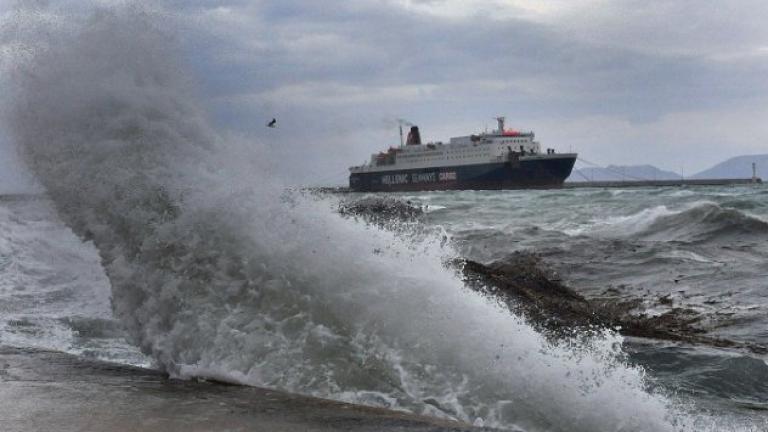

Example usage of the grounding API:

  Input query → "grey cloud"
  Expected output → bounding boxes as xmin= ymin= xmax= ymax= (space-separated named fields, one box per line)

xmin=177 ymin=0 xmax=768 ymax=119
xmin=161 ymin=0 xmax=768 ymax=181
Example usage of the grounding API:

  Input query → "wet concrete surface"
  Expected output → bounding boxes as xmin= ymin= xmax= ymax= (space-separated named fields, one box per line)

xmin=0 ymin=346 xmax=486 ymax=432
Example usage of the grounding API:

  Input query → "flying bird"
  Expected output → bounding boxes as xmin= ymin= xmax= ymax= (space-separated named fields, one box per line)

xmin=267 ymin=118 xmax=277 ymax=128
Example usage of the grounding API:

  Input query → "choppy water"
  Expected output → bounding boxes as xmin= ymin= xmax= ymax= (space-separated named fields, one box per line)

xmin=410 ymin=187 xmax=768 ymax=345
xmin=400 ymin=186 xmax=768 ymax=421
xmin=2 ymin=187 xmax=767 ymax=430
xmin=0 ymin=195 xmax=149 ymax=366
xmin=1 ymin=3 xmax=766 ymax=431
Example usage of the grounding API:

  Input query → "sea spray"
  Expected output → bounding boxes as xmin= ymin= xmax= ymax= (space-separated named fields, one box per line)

xmin=0 ymin=3 xmax=748 ymax=431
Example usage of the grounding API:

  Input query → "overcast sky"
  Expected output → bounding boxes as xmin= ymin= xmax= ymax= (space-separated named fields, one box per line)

xmin=3 ymin=0 xmax=768 ymax=187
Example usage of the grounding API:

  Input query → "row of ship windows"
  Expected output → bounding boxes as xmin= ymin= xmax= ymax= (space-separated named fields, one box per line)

xmin=404 ymin=146 xmax=536 ymax=160
xmin=405 ymin=153 xmax=491 ymax=162
xmin=448 ymin=154 xmax=490 ymax=159
xmin=404 ymin=145 xmax=525 ymax=158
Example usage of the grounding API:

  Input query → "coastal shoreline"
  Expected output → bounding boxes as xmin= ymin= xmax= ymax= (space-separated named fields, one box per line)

xmin=0 ymin=346 xmax=486 ymax=432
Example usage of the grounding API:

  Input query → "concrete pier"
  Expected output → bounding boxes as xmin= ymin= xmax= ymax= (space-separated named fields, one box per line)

xmin=564 ymin=178 xmax=762 ymax=189
xmin=0 ymin=347 xmax=484 ymax=432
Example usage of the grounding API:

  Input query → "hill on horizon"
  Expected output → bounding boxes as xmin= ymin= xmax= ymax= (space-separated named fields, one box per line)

xmin=692 ymin=154 xmax=768 ymax=179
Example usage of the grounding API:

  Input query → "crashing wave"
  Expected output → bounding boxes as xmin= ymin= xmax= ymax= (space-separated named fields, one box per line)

xmin=1 ymin=3 xmax=753 ymax=431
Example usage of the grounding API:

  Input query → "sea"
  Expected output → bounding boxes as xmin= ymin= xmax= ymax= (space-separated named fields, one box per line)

xmin=2 ymin=4 xmax=767 ymax=431
xmin=1 ymin=185 xmax=767 ymax=431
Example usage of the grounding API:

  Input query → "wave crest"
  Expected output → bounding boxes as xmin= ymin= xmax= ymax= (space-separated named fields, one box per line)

xmin=569 ymin=202 xmax=767 ymax=243
xmin=639 ymin=202 xmax=768 ymax=242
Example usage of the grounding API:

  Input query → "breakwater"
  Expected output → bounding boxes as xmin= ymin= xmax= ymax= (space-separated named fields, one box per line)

xmin=565 ymin=178 xmax=761 ymax=189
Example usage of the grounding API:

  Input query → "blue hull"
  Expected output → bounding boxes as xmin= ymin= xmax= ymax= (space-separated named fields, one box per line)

xmin=349 ymin=156 xmax=576 ymax=192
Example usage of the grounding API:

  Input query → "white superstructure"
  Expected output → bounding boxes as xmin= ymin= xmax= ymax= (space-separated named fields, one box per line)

xmin=349 ymin=117 xmax=556 ymax=174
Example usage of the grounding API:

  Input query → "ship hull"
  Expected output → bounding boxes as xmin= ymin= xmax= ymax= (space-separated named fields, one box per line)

xmin=349 ymin=156 xmax=576 ymax=192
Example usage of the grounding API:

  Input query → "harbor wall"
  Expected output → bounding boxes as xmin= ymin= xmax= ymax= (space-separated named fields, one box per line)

xmin=564 ymin=178 xmax=762 ymax=189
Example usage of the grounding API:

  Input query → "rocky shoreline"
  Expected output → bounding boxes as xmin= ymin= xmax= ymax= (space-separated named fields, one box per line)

xmin=460 ymin=253 xmax=766 ymax=354
xmin=338 ymin=196 xmax=767 ymax=355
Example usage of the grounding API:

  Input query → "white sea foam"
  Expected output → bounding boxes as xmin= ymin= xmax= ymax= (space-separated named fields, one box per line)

xmin=0 ymin=196 xmax=148 ymax=365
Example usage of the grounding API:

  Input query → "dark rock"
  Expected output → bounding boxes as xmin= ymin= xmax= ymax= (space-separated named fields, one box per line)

xmin=338 ymin=197 xmax=424 ymax=226
xmin=335 ymin=200 xmax=766 ymax=354
xmin=458 ymin=252 xmax=767 ymax=354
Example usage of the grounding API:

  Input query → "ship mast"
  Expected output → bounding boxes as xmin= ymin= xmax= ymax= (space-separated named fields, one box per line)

xmin=398 ymin=119 xmax=412 ymax=147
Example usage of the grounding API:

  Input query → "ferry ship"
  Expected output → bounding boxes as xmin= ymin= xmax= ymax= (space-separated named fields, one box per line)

xmin=349 ymin=117 xmax=577 ymax=192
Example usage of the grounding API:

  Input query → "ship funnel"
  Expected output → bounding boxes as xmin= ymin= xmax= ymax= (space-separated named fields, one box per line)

xmin=406 ymin=126 xmax=421 ymax=145
xmin=495 ymin=116 xmax=506 ymax=134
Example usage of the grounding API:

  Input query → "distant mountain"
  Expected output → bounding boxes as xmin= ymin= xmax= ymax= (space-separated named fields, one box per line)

xmin=567 ymin=164 xmax=681 ymax=182
xmin=692 ymin=154 xmax=768 ymax=179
